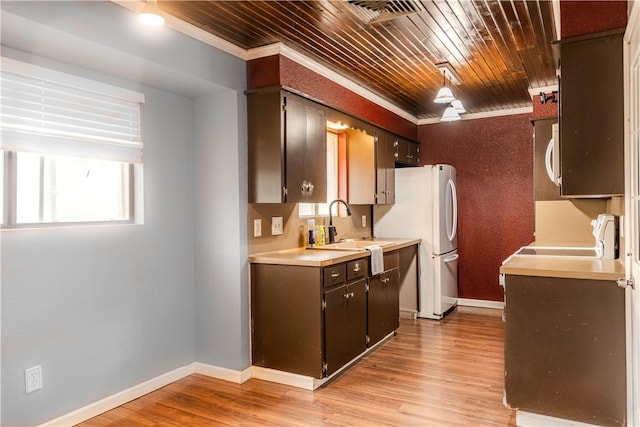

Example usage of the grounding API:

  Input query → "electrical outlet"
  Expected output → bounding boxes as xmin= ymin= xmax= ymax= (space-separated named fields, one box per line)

xmin=25 ymin=365 xmax=42 ymax=394
xmin=361 ymin=215 xmax=367 ymax=227
xmin=253 ymin=219 xmax=262 ymax=237
xmin=272 ymin=216 xmax=283 ymax=235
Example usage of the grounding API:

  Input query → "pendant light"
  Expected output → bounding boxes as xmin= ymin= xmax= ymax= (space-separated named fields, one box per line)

xmin=441 ymin=106 xmax=461 ymax=122
xmin=434 ymin=71 xmax=455 ymax=104
xmin=451 ymin=99 xmax=466 ymax=113
xmin=139 ymin=0 xmax=165 ymax=27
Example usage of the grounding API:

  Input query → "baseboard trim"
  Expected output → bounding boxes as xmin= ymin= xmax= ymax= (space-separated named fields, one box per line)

xmin=251 ymin=366 xmax=316 ymax=390
xmin=457 ymin=298 xmax=504 ymax=310
xmin=193 ymin=362 xmax=252 ymax=384
xmin=516 ymin=410 xmax=599 ymax=427
xmin=39 ymin=365 xmax=194 ymax=427
xmin=399 ymin=308 xmax=418 ymax=319
xmin=39 ymin=362 xmax=253 ymax=427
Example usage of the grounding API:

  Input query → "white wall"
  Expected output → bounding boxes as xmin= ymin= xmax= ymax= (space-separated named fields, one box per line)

xmin=0 ymin=2 xmax=248 ymax=425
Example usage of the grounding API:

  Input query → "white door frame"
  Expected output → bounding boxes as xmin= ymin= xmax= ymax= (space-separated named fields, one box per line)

xmin=624 ymin=3 xmax=640 ymax=425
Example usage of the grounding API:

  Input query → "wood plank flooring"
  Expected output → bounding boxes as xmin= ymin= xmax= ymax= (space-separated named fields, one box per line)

xmin=78 ymin=306 xmax=516 ymax=426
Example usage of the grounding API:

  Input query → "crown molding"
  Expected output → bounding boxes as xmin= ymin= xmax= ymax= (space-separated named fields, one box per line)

xmin=417 ymin=106 xmax=533 ymax=125
xmin=528 ymin=85 xmax=559 ymax=97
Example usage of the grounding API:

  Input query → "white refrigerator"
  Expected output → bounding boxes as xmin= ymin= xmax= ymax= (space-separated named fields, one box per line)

xmin=373 ymin=164 xmax=458 ymax=319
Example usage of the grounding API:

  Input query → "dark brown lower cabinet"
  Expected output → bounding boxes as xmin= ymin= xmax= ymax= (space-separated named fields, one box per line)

xmin=503 ymin=274 xmax=626 ymax=426
xmin=251 ymin=252 xmax=401 ymax=379
xmin=251 ymin=264 xmax=324 ymax=378
xmin=324 ymin=278 xmax=367 ymax=376
xmin=368 ymin=268 xmax=400 ymax=346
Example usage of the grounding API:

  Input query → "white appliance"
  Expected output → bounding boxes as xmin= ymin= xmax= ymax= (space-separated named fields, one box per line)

xmin=591 ymin=213 xmax=618 ymax=259
xmin=509 ymin=213 xmax=618 ymax=260
xmin=373 ymin=164 xmax=458 ymax=319
xmin=544 ymin=123 xmax=561 ymax=186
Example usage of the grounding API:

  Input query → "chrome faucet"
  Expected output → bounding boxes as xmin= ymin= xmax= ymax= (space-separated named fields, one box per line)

xmin=328 ymin=199 xmax=352 ymax=244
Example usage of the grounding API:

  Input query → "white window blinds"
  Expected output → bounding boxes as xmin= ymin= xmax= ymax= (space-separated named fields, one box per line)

xmin=0 ymin=58 xmax=144 ymax=163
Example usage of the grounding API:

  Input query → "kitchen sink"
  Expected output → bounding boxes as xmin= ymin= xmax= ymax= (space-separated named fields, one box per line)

xmin=308 ymin=240 xmax=397 ymax=251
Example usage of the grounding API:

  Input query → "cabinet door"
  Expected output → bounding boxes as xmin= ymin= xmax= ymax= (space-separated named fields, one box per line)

xmin=376 ymin=132 xmax=395 ymax=204
xmin=324 ymin=279 xmax=367 ymax=376
xmin=284 ymin=93 xmax=327 ymax=203
xmin=346 ymin=128 xmax=376 ymax=205
xmin=368 ymin=268 xmax=400 ymax=346
xmin=504 ymin=275 xmax=626 ymax=426
xmin=559 ymin=31 xmax=624 ymax=197
xmin=251 ymin=264 xmax=324 ymax=378
xmin=395 ymin=138 xmax=420 ymax=166
xmin=248 ymin=90 xmax=285 ymax=203
xmin=533 ymin=118 xmax=561 ymax=201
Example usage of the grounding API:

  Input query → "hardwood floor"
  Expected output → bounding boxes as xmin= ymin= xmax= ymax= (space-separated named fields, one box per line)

xmin=78 ymin=307 xmax=516 ymax=426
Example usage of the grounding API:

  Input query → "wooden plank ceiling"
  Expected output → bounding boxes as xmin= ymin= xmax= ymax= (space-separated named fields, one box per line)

xmin=159 ymin=0 xmax=557 ymax=119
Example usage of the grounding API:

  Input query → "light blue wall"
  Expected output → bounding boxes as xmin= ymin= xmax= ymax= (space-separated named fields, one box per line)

xmin=194 ymin=92 xmax=249 ymax=370
xmin=1 ymin=2 xmax=248 ymax=425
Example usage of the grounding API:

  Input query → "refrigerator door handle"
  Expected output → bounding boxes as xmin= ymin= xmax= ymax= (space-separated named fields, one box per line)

xmin=447 ymin=178 xmax=458 ymax=242
xmin=444 ymin=253 xmax=459 ymax=263
xmin=545 ymin=137 xmax=555 ymax=183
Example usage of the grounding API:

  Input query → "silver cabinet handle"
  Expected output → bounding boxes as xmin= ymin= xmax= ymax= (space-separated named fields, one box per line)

xmin=301 ymin=181 xmax=315 ymax=193
xmin=381 ymin=277 xmax=390 ymax=284
xmin=343 ymin=292 xmax=355 ymax=299
xmin=353 ymin=263 xmax=360 ymax=273
xmin=331 ymin=272 xmax=340 ymax=278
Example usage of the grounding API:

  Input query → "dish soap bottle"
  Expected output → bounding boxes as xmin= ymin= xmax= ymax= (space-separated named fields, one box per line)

xmin=316 ymin=225 xmax=325 ymax=247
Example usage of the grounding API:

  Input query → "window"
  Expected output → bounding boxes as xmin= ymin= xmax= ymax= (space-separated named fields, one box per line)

xmin=299 ymin=131 xmax=339 ymax=217
xmin=0 ymin=58 xmax=144 ymax=228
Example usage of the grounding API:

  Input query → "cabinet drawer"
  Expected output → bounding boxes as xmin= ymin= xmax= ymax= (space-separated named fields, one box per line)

xmin=383 ymin=251 xmax=400 ymax=271
xmin=347 ymin=259 xmax=367 ymax=281
xmin=323 ymin=264 xmax=346 ymax=287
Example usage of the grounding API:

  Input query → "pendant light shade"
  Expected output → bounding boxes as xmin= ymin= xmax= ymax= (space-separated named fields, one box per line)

xmin=441 ymin=106 xmax=461 ymax=122
xmin=451 ymin=99 xmax=466 ymax=113
xmin=434 ymin=69 xmax=456 ymax=104
xmin=434 ymin=86 xmax=455 ymax=104
xmin=139 ymin=0 xmax=165 ymax=27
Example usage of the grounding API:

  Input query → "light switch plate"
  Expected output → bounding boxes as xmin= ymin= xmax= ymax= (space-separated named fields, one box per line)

xmin=362 ymin=215 xmax=367 ymax=227
xmin=253 ymin=219 xmax=262 ymax=237
xmin=272 ymin=217 xmax=283 ymax=235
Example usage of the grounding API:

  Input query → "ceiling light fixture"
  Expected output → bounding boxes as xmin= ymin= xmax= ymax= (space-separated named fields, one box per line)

xmin=441 ymin=106 xmax=461 ymax=122
xmin=451 ymin=99 xmax=466 ymax=113
xmin=433 ymin=71 xmax=455 ymax=104
xmin=139 ymin=0 xmax=165 ymax=27
xmin=433 ymin=62 xmax=465 ymax=122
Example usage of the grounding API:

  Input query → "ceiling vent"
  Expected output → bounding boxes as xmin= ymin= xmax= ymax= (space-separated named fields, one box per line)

xmin=345 ymin=0 xmax=424 ymax=24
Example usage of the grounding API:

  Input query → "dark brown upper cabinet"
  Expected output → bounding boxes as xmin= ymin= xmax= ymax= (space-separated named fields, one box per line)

xmin=376 ymin=131 xmax=396 ymax=205
xmin=345 ymin=128 xmax=395 ymax=205
xmin=394 ymin=137 xmax=420 ymax=167
xmin=248 ymin=89 xmax=327 ymax=203
xmin=558 ymin=30 xmax=624 ymax=198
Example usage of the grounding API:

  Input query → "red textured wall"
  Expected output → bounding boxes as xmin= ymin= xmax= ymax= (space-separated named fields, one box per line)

xmin=531 ymin=93 xmax=558 ymax=120
xmin=560 ymin=1 xmax=627 ymax=38
xmin=247 ymin=55 xmax=417 ymax=139
xmin=419 ymin=115 xmax=535 ymax=302
xmin=247 ymin=55 xmax=280 ymax=88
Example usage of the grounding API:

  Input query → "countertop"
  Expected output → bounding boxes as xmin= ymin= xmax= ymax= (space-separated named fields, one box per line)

xmin=500 ymin=249 xmax=625 ymax=281
xmin=248 ymin=238 xmax=421 ymax=267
